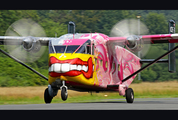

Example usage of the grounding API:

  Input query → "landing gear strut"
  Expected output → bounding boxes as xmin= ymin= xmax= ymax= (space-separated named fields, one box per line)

xmin=60 ymin=81 xmax=68 ymax=101
xmin=125 ymin=88 xmax=134 ymax=103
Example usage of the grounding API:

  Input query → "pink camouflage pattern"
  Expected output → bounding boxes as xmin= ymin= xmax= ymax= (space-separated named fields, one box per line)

xmin=79 ymin=33 xmax=141 ymax=95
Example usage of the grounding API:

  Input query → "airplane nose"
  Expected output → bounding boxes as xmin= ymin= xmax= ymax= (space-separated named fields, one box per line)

xmin=53 ymin=63 xmax=61 ymax=73
xmin=49 ymin=56 xmax=93 ymax=79
xmin=49 ymin=56 xmax=88 ymax=73
xmin=51 ymin=63 xmax=70 ymax=73
xmin=49 ymin=57 xmax=70 ymax=73
xmin=61 ymin=64 xmax=70 ymax=73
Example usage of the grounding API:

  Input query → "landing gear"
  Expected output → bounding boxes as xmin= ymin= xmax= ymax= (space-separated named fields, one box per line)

xmin=61 ymin=87 xmax=68 ymax=101
xmin=44 ymin=88 xmax=53 ymax=104
xmin=125 ymin=88 xmax=134 ymax=103
xmin=60 ymin=81 xmax=68 ymax=101
xmin=44 ymin=80 xmax=68 ymax=104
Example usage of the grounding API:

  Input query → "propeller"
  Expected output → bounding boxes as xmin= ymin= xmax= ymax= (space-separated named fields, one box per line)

xmin=4 ymin=18 xmax=47 ymax=63
xmin=110 ymin=18 xmax=150 ymax=58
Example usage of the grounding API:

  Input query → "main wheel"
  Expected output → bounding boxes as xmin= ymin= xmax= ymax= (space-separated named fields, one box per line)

xmin=125 ymin=88 xmax=134 ymax=103
xmin=61 ymin=87 xmax=68 ymax=101
xmin=44 ymin=88 xmax=53 ymax=104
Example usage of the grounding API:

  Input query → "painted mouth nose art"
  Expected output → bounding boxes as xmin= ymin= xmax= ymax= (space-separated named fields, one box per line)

xmin=49 ymin=57 xmax=93 ymax=79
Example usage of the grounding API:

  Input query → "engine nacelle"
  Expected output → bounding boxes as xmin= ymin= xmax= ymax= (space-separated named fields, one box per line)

xmin=22 ymin=36 xmax=41 ymax=53
xmin=126 ymin=35 xmax=143 ymax=52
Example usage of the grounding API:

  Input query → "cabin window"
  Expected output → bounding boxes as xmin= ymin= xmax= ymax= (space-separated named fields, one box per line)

xmin=118 ymin=64 xmax=120 ymax=71
xmin=113 ymin=63 xmax=115 ymax=70
xmin=100 ymin=59 xmax=103 ymax=65
xmin=105 ymin=61 xmax=108 ymax=69
xmin=112 ymin=62 xmax=116 ymax=73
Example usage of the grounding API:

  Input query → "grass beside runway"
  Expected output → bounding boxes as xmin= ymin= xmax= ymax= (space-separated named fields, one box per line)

xmin=1 ymin=81 xmax=178 ymax=104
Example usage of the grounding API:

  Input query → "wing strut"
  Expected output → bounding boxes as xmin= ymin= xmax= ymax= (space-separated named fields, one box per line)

xmin=0 ymin=48 xmax=48 ymax=81
xmin=122 ymin=45 xmax=178 ymax=83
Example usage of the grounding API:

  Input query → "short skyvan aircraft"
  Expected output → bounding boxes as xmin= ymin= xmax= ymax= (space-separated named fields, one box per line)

xmin=0 ymin=18 xmax=177 ymax=103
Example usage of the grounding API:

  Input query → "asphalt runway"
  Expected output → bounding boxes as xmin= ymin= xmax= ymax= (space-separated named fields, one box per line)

xmin=1 ymin=98 xmax=178 ymax=110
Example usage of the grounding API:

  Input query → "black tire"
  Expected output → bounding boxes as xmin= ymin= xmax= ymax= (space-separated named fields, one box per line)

xmin=125 ymin=88 xmax=134 ymax=103
xmin=61 ymin=87 xmax=68 ymax=101
xmin=44 ymin=88 xmax=53 ymax=104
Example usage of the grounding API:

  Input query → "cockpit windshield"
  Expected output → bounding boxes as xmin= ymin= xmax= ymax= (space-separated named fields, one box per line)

xmin=49 ymin=39 xmax=93 ymax=54
xmin=54 ymin=45 xmax=80 ymax=53
xmin=54 ymin=46 xmax=66 ymax=53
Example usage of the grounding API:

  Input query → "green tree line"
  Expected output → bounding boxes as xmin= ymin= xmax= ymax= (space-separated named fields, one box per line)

xmin=0 ymin=10 xmax=178 ymax=86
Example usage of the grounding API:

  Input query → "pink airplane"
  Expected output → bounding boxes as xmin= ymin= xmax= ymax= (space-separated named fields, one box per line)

xmin=0 ymin=19 xmax=177 ymax=103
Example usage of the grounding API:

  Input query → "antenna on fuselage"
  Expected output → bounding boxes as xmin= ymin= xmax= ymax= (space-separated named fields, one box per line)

xmin=68 ymin=21 xmax=75 ymax=34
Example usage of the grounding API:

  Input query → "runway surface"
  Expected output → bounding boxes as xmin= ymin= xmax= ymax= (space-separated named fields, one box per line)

xmin=1 ymin=98 xmax=178 ymax=110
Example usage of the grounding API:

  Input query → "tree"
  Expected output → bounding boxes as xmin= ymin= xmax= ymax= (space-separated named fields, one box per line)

xmin=63 ymin=10 xmax=101 ymax=33
xmin=39 ymin=19 xmax=67 ymax=37
xmin=18 ymin=10 xmax=40 ymax=22
xmin=145 ymin=12 xmax=167 ymax=34
xmin=0 ymin=10 xmax=21 ymax=36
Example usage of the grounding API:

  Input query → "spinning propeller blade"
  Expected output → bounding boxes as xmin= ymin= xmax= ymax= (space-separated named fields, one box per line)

xmin=4 ymin=18 xmax=47 ymax=63
xmin=110 ymin=19 xmax=150 ymax=58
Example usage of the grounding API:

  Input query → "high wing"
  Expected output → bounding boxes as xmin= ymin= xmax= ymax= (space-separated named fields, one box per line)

xmin=142 ymin=34 xmax=178 ymax=43
xmin=0 ymin=36 xmax=58 ymax=45
xmin=108 ymin=33 xmax=178 ymax=44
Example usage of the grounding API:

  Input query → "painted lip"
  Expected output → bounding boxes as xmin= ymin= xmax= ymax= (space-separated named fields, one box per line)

xmin=49 ymin=56 xmax=93 ymax=79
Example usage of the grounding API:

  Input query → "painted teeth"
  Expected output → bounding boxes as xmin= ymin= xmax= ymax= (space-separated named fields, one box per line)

xmin=61 ymin=63 xmax=70 ymax=73
xmin=82 ymin=65 xmax=88 ymax=72
xmin=77 ymin=65 xmax=82 ymax=71
xmin=70 ymin=64 xmax=77 ymax=70
xmin=53 ymin=63 xmax=61 ymax=73
xmin=49 ymin=64 xmax=90 ymax=73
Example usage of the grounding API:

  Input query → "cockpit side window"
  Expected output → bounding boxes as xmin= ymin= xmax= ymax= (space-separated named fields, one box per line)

xmin=75 ymin=44 xmax=86 ymax=53
xmin=87 ymin=45 xmax=91 ymax=54
xmin=49 ymin=40 xmax=55 ymax=53
xmin=76 ymin=40 xmax=91 ymax=54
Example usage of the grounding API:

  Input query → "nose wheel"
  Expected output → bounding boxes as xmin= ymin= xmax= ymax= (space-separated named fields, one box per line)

xmin=61 ymin=81 xmax=68 ymax=101
xmin=44 ymin=80 xmax=68 ymax=103
xmin=61 ymin=86 xmax=68 ymax=101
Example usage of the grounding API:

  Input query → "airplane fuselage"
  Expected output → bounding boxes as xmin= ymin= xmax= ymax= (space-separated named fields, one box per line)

xmin=48 ymin=33 xmax=141 ymax=94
